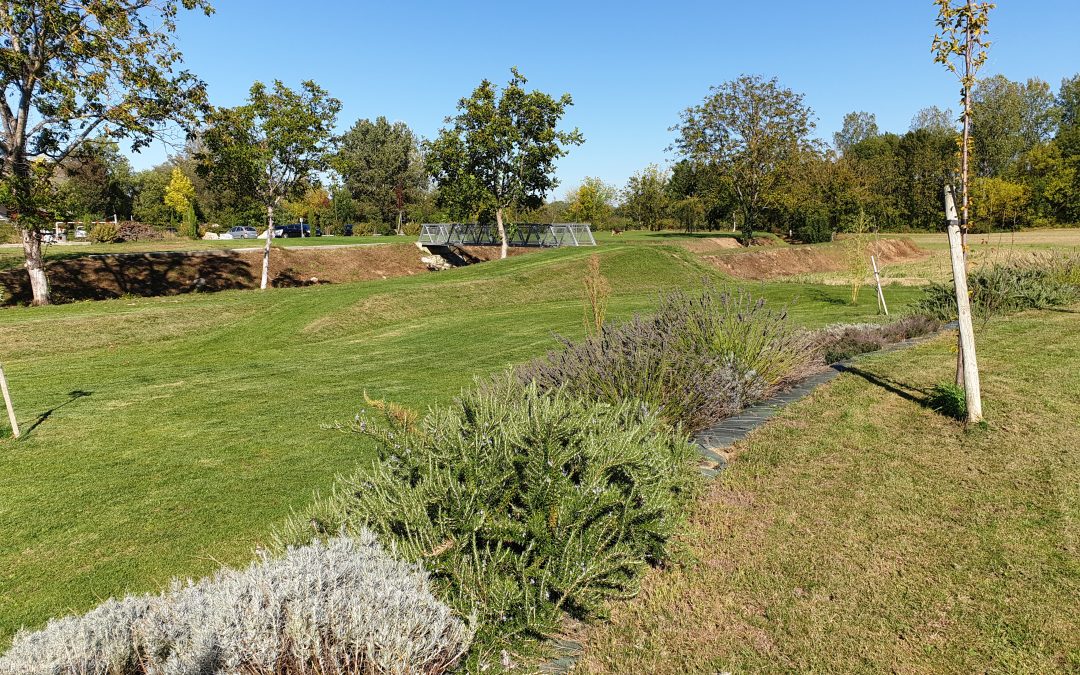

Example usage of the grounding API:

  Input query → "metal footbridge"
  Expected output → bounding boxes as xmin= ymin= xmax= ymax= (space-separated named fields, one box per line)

xmin=418 ymin=222 xmax=596 ymax=248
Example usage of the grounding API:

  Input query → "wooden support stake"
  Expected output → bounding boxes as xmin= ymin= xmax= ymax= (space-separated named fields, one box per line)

xmin=0 ymin=363 xmax=20 ymax=439
xmin=945 ymin=185 xmax=983 ymax=423
xmin=871 ymin=255 xmax=888 ymax=316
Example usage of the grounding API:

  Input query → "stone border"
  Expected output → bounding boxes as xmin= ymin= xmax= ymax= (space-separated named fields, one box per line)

xmin=693 ymin=321 xmax=958 ymax=473
xmin=532 ymin=321 xmax=956 ymax=673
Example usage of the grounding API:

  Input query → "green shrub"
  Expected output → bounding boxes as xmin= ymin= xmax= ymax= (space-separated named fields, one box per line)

xmin=912 ymin=252 xmax=1080 ymax=320
xmin=928 ymin=382 xmax=966 ymax=420
xmin=88 ymin=221 xmax=120 ymax=243
xmin=517 ymin=287 xmax=818 ymax=432
xmin=273 ymin=379 xmax=700 ymax=664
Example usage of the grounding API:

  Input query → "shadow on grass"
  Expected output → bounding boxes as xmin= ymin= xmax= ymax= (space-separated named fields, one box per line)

xmin=24 ymin=390 xmax=93 ymax=436
xmin=835 ymin=365 xmax=930 ymax=406
xmin=806 ymin=288 xmax=851 ymax=306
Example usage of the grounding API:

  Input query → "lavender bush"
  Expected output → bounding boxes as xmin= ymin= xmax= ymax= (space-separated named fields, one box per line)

xmin=0 ymin=534 xmax=472 ymax=675
xmin=517 ymin=287 xmax=818 ymax=432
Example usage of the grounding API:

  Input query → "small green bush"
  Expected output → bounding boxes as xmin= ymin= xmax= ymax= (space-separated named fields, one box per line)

xmin=88 ymin=221 xmax=120 ymax=243
xmin=928 ymin=382 xmax=966 ymax=420
xmin=273 ymin=379 xmax=700 ymax=663
xmin=912 ymin=252 xmax=1080 ymax=320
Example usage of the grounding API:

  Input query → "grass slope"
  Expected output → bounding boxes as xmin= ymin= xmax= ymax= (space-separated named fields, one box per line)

xmin=580 ymin=308 xmax=1080 ymax=673
xmin=0 ymin=243 xmax=921 ymax=644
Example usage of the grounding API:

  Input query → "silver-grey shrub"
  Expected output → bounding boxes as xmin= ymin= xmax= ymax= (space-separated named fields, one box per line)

xmin=0 ymin=533 xmax=472 ymax=675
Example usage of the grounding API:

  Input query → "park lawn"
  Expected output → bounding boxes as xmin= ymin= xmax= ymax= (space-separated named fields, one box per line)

xmin=578 ymin=307 xmax=1080 ymax=673
xmin=0 ymin=243 xmax=922 ymax=646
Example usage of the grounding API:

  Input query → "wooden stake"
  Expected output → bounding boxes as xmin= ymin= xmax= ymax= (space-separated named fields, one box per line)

xmin=871 ymin=255 xmax=888 ymax=316
xmin=0 ymin=363 xmax=20 ymax=439
xmin=945 ymin=185 xmax=983 ymax=423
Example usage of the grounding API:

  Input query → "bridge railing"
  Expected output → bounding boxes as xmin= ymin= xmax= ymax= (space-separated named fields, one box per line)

xmin=419 ymin=222 xmax=596 ymax=248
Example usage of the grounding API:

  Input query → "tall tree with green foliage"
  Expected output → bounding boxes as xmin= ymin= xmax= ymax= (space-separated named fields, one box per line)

xmin=566 ymin=177 xmax=615 ymax=228
xmin=426 ymin=68 xmax=583 ymax=258
xmin=933 ymin=0 xmax=993 ymax=424
xmin=834 ymin=111 xmax=879 ymax=156
xmin=673 ymin=74 xmax=815 ymax=245
xmin=623 ymin=164 xmax=670 ymax=231
xmin=0 ymin=0 xmax=213 ymax=305
xmin=332 ymin=117 xmax=425 ymax=232
xmin=199 ymin=80 xmax=340 ymax=288
xmin=972 ymin=75 xmax=1058 ymax=177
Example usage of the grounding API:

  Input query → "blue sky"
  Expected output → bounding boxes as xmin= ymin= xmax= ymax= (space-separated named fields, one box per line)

xmin=133 ymin=0 xmax=1080 ymax=199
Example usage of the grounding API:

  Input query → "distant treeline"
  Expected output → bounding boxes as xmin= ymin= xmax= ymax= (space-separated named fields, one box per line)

xmin=43 ymin=73 xmax=1079 ymax=241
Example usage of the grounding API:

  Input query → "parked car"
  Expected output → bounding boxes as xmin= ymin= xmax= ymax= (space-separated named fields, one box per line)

xmin=74 ymin=226 xmax=88 ymax=239
xmin=273 ymin=223 xmax=320 ymax=238
xmin=221 ymin=225 xmax=258 ymax=239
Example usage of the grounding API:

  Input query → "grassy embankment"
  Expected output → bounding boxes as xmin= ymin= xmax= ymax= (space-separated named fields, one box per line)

xmin=579 ymin=306 xmax=1080 ymax=672
xmin=0 ymin=242 xmax=921 ymax=645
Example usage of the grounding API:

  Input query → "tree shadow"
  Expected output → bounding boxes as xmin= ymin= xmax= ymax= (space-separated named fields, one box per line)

xmin=0 ymin=251 xmax=254 ymax=305
xmin=805 ymin=287 xmax=850 ymax=306
xmin=24 ymin=389 xmax=93 ymax=436
xmin=834 ymin=365 xmax=930 ymax=406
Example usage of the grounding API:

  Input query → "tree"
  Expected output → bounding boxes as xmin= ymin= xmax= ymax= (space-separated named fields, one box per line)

xmin=622 ymin=164 xmax=670 ymax=231
xmin=0 ymin=0 xmax=213 ymax=305
xmin=673 ymin=74 xmax=815 ymax=245
xmin=933 ymin=0 xmax=993 ymax=424
xmin=972 ymin=75 xmax=1058 ymax=177
xmin=333 ymin=117 xmax=426 ymax=232
xmin=834 ymin=111 xmax=879 ymax=155
xmin=199 ymin=80 xmax=340 ymax=288
xmin=51 ymin=139 xmax=135 ymax=220
xmin=566 ymin=177 xmax=615 ymax=228
xmin=164 ymin=167 xmax=195 ymax=233
xmin=1058 ymin=74 xmax=1080 ymax=131
xmin=427 ymin=68 xmax=583 ymax=258
xmin=909 ymin=105 xmax=956 ymax=134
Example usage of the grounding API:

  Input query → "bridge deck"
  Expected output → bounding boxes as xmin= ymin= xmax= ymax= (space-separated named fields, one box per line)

xmin=418 ymin=223 xmax=596 ymax=248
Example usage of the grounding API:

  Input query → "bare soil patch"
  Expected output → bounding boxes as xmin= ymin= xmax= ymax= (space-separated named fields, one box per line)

xmin=0 ymin=244 xmax=532 ymax=305
xmin=703 ymin=238 xmax=927 ymax=280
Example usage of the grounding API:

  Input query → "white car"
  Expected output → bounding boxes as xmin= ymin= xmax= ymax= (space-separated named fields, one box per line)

xmin=74 ymin=226 xmax=88 ymax=239
xmin=221 ymin=226 xmax=258 ymax=240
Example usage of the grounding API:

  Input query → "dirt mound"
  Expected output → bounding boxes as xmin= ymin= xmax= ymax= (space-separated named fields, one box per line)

xmin=702 ymin=238 xmax=927 ymax=280
xmin=680 ymin=237 xmax=745 ymax=253
xmin=0 ymin=244 xmax=533 ymax=305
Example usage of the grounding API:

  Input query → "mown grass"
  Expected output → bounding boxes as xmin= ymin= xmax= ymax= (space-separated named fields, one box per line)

xmin=0 ymin=243 xmax=920 ymax=645
xmin=578 ymin=307 xmax=1080 ymax=673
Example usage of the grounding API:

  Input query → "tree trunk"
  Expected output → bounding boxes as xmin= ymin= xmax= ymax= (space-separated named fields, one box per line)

xmin=22 ymin=227 xmax=51 ymax=306
xmin=495 ymin=207 xmax=508 ymax=259
xmin=945 ymin=185 xmax=983 ymax=423
xmin=261 ymin=205 xmax=274 ymax=289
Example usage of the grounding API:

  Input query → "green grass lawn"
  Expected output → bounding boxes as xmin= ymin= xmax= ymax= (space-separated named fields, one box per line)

xmin=0 ymin=243 xmax=921 ymax=645
xmin=579 ymin=307 xmax=1080 ymax=673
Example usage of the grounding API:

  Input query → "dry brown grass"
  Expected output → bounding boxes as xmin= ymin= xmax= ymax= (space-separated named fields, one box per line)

xmin=577 ymin=308 xmax=1080 ymax=673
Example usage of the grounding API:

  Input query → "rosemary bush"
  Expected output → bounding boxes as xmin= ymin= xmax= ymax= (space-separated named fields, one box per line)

xmin=517 ymin=287 xmax=818 ymax=432
xmin=0 ymin=534 xmax=472 ymax=675
xmin=273 ymin=380 xmax=700 ymax=662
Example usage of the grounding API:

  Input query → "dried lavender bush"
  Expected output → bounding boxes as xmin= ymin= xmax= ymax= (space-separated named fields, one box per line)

xmin=816 ymin=315 xmax=942 ymax=364
xmin=517 ymin=286 xmax=818 ymax=432
xmin=0 ymin=534 xmax=472 ymax=675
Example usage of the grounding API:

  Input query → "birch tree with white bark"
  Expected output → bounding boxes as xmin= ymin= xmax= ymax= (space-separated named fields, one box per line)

xmin=198 ymin=80 xmax=339 ymax=289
